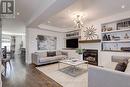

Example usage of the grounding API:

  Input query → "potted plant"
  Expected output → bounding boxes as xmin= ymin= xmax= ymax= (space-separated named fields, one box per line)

xmin=76 ymin=48 xmax=85 ymax=60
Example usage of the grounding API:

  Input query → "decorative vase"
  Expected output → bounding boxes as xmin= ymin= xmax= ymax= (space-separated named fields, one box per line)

xmin=79 ymin=54 xmax=83 ymax=61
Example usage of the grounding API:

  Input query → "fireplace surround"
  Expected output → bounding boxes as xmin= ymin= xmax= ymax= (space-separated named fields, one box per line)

xmin=83 ymin=49 xmax=98 ymax=66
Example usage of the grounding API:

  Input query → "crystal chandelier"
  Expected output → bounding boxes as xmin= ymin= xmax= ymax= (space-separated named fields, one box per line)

xmin=73 ymin=15 xmax=84 ymax=29
xmin=72 ymin=12 xmax=84 ymax=29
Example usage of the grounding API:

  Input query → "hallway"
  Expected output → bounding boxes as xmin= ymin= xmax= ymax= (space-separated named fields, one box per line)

xmin=2 ymin=55 xmax=62 ymax=87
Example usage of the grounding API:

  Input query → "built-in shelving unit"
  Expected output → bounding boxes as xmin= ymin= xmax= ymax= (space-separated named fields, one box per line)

xmin=101 ymin=27 xmax=130 ymax=34
xmin=101 ymin=18 xmax=130 ymax=52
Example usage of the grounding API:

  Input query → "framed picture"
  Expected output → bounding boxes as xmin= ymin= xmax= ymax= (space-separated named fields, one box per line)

xmin=37 ymin=35 xmax=57 ymax=50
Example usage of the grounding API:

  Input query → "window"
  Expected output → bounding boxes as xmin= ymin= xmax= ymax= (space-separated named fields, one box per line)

xmin=2 ymin=37 xmax=11 ymax=52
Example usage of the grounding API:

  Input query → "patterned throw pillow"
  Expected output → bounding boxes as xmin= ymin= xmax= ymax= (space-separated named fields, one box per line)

xmin=61 ymin=51 xmax=68 ymax=56
xmin=47 ymin=51 xmax=56 ymax=57
xmin=115 ymin=62 xmax=127 ymax=72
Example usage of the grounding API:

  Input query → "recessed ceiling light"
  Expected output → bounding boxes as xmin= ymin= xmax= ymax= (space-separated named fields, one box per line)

xmin=121 ymin=5 xmax=125 ymax=8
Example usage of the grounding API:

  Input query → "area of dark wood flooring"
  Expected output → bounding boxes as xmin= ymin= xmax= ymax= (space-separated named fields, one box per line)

xmin=2 ymin=55 xmax=62 ymax=87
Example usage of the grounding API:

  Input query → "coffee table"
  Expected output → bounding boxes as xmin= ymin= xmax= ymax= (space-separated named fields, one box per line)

xmin=58 ymin=59 xmax=88 ymax=72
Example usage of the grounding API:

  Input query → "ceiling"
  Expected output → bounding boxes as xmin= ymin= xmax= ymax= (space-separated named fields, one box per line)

xmin=42 ymin=0 xmax=130 ymax=28
xmin=15 ymin=0 xmax=130 ymax=31
xmin=43 ymin=0 xmax=87 ymax=28
xmin=15 ymin=0 xmax=52 ymax=24
xmin=15 ymin=0 xmax=77 ymax=26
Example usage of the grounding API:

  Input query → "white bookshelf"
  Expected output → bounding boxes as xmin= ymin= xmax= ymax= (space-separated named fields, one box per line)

xmin=101 ymin=27 xmax=130 ymax=34
xmin=101 ymin=18 xmax=130 ymax=52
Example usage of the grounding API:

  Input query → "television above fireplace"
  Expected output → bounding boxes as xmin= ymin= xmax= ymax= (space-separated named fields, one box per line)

xmin=66 ymin=38 xmax=78 ymax=48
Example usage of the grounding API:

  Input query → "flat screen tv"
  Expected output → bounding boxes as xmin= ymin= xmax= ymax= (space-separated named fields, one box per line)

xmin=66 ymin=38 xmax=78 ymax=48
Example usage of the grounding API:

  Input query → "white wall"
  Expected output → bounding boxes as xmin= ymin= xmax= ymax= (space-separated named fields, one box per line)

xmin=26 ymin=28 xmax=65 ymax=64
xmin=80 ymin=10 xmax=130 ymax=66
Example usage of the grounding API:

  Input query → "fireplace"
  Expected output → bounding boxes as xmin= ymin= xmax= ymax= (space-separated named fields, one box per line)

xmin=83 ymin=49 xmax=98 ymax=66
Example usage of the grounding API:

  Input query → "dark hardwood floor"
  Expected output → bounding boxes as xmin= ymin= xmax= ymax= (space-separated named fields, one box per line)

xmin=2 ymin=55 xmax=62 ymax=87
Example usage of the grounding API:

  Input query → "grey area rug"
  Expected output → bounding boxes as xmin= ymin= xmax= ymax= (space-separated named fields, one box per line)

xmin=59 ymin=66 xmax=87 ymax=77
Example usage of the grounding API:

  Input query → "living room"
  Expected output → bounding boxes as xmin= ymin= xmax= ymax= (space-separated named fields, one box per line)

xmin=1 ymin=0 xmax=130 ymax=87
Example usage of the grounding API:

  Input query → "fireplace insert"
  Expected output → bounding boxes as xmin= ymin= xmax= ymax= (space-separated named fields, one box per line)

xmin=83 ymin=49 xmax=98 ymax=66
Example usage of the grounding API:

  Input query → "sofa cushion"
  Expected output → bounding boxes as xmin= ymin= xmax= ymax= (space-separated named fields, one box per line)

xmin=47 ymin=51 xmax=56 ymax=57
xmin=115 ymin=62 xmax=127 ymax=72
xmin=56 ymin=51 xmax=62 ymax=55
xmin=88 ymin=66 xmax=130 ymax=87
xmin=39 ymin=57 xmax=57 ymax=63
xmin=125 ymin=62 xmax=130 ymax=73
xmin=35 ymin=52 xmax=47 ymax=58
xmin=125 ymin=59 xmax=130 ymax=74
xmin=55 ymin=55 xmax=67 ymax=60
xmin=112 ymin=56 xmax=129 ymax=63
xmin=104 ymin=62 xmax=118 ymax=70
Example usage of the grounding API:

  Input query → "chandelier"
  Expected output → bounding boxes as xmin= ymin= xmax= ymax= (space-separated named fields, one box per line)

xmin=72 ymin=12 xmax=85 ymax=29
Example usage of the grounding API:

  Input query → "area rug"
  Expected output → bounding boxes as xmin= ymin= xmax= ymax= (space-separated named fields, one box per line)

xmin=36 ymin=63 xmax=88 ymax=87
xmin=59 ymin=66 xmax=87 ymax=77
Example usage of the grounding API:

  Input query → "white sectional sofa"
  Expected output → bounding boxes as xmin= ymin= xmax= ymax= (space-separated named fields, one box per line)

xmin=32 ymin=51 xmax=68 ymax=65
xmin=88 ymin=56 xmax=130 ymax=87
xmin=88 ymin=66 xmax=130 ymax=87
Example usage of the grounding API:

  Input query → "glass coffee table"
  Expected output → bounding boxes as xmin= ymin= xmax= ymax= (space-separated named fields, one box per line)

xmin=58 ymin=59 xmax=88 ymax=72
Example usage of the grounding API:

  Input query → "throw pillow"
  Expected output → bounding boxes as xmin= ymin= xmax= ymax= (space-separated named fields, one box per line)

xmin=115 ymin=62 xmax=127 ymax=72
xmin=47 ymin=51 xmax=56 ymax=57
xmin=37 ymin=52 xmax=45 ymax=58
xmin=61 ymin=52 xmax=67 ymax=56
